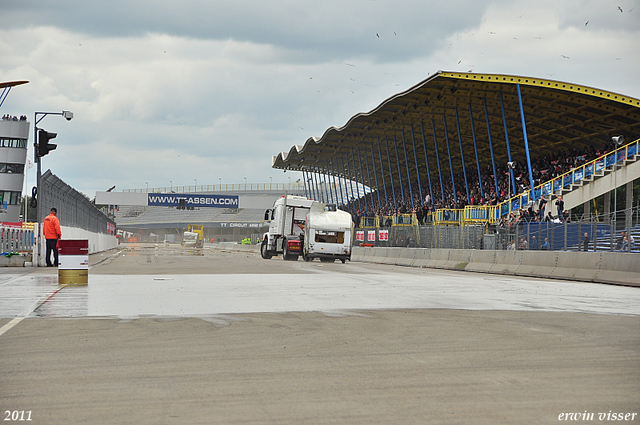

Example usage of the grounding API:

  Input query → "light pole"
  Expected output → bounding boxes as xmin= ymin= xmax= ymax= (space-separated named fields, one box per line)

xmin=194 ymin=178 xmax=197 ymax=191
xmin=169 ymin=180 xmax=172 ymax=193
xmin=244 ymin=176 xmax=247 ymax=189
xmin=145 ymin=181 xmax=148 ymax=193
xmin=33 ymin=110 xmax=72 ymax=267
xmin=611 ymin=136 xmax=624 ymax=225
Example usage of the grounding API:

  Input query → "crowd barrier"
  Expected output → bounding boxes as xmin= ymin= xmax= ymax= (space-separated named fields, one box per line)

xmin=351 ymin=247 xmax=640 ymax=286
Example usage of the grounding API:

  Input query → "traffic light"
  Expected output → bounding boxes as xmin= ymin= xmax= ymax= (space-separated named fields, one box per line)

xmin=37 ymin=129 xmax=57 ymax=157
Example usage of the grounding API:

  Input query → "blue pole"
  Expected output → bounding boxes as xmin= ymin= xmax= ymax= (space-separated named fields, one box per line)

xmin=332 ymin=160 xmax=344 ymax=210
xmin=347 ymin=151 xmax=361 ymax=212
xmin=500 ymin=91 xmax=516 ymax=195
xmin=442 ymin=114 xmax=457 ymax=204
xmin=339 ymin=158 xmax=352 ymax=215
xmin=483 ymin=97 xmax=499 ymax=196
xmin=469 ymin=103 xmax=484 ymax=198
xmin=356 ymin=148 xmax=368 ymax=213
xmin=431 ymin=119 xmax=446 ymax=202
xmin=393 ymin=134 xmax=405 ymax=205
xmin=401 ymin=130 xmax=415 ymax=210
xmin=420 ymin=122 xmax=434 ymax=204
xmin=302 ymin=170 xmax=310 ymax=199
xmin=517 ymin=84 xmax=536 ymax=202
xmin=377 ymin=138 xmax=389 ymax=207
xmin=362 ymin=146 xmax=374 ymax=211
xmin=455 ymin=107 xmax=470 ymax=203
xmin=325 ymin=162 xmax=335 ymax=205
xmin=370 ymin=144 xmax=382 ymax=209
xmin=410 ymin=124 xmax=424 ymax=206
xmin=385 ymin=137 xmax=398 ymax=212
xmin=311 ymin=168 xmax=319 ymax=201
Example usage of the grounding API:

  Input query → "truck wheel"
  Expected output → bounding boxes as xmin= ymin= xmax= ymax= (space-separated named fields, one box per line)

xmin=341 ymin=259 xmax=346 ymax=264
xmin=261 ymin=239 xmax=272 ymax=259
xmin=303 ymin=251 xmax=311 ymax=262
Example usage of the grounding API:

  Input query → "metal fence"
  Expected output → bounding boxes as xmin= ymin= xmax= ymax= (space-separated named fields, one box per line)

xmin=0 ymin=226 xmax=34 ymax=253
xmin=353 ymin=221 xmax=639 ymax=253
xmin=38 ymin=170 xmax=115 ymax=234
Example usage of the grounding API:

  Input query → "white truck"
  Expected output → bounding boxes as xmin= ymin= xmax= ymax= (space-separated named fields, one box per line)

xmin=260 ymin=195 xmax=352 ymax=263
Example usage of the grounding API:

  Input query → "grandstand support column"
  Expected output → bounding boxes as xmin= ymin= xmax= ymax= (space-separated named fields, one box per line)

xmin=355 ymin=148 xmax=367 ymax=212
xmin=362 ymin=147 xmax=374 ymax=209
xmin=468 ymin=104 xmax=484 ymax=199
xmin=482 ymin=98 xmax=499 ymax=196
xmin=516 ymin=84 xmax=536 ymax=203
xmin=384 ymin=137 xmax=398 ymax=212
xmin=323 ymin=163 xmax=334 ymax=205
xmin=393 ymin=135 xmax=405 ymax=205
xmin=604 ymin=191 xmax=611 ymax=220
xmin=410 ymin=125 xmax=424 ymax=206
xmin=330 ymin=160 xmax=342 ymax=209
xmin=346 ymin=154 xmax=360 ymax=211
xmin=431 ymin=120 xmax=446 ymax=202
xmin=329 ymin=161 xmax=339 ymax=205
xmin=302 ymin=170 xmax=310 ymax=199
xmin=377 ymin=138 xmax=389 ymax=207
xmin=401 ymin=129 xmax=415 ymax=209
xmin=312 ymin=168 xmax=320 ymax=202
xmin=442 ymin=114 xmax=457 ymax=204
xmin=420 ymin=122 xmax=434 ymax=204
xmin=500 ymin=91 xmax=516 ymax=195
xmin=370 ymin=143 xmax=382 ymax=208
xmin=455 ymin=108 xmax=470 ymax=203
xmin=338 ymin=158 xmax=351 ymax=215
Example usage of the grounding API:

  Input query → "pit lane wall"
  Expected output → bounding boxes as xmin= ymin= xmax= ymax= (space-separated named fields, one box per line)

xmin=351 ymin=247 xmax=640 ymax=286
xmin=32 ymin=225 xmax=118 ymax=267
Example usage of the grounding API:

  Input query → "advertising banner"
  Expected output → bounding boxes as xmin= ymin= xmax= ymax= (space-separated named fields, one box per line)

xmin=356 ymin=231 xmax=364 ymax=241
xmin=367 ymin=230 xmax=376 ymax=242
xmin=379 ymin=230 xmax=389 ymax=241
xmin=148 ymin=193 xmax=239 ymax=208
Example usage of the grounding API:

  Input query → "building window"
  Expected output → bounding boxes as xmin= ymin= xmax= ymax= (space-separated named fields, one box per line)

xmin=0 ymin=191 xmax=22 ymax=206
xmin=0 ymin=139 xmax=28 ymax=148
xmin=0 ymin=163 xmax=25 ymax=174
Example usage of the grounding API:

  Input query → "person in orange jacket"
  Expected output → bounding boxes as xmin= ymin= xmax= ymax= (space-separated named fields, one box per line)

xmin=43 ymin=207 xmax=62 ymax=267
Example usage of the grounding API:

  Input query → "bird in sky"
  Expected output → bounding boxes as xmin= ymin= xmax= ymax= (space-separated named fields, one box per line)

xmin=376 ymin=33 xmax=380 ymax=38
xmin=585 ymin=20 xmax=589 ymax=26
xmin=345 ymin=63 xmax=355 ymax=67
xmin=618 ymin=6 xmax=623 ymax=12
xmin=561 ymin=55 xmax=570 ymax=59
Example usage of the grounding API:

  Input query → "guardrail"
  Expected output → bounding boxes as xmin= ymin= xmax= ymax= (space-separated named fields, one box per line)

xmin=0 ymin=226 xmax=34 ymax=253
xmin=462 ymin=137 xmax=640 ymax=225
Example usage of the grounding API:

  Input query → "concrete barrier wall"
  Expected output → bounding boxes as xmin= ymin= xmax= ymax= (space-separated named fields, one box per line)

xmin=32 ymin=225 xmax=118 ymax=267
xmin=351 ymin=247 xmax=640 ymax=287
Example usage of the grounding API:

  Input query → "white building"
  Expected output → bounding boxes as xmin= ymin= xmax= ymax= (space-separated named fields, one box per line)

xmin=0 ymin=117 xmax=29 ymax=222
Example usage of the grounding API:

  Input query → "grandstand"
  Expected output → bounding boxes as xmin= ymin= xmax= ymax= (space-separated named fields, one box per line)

xmin=273 ymin=71 xmax=640 ymax=252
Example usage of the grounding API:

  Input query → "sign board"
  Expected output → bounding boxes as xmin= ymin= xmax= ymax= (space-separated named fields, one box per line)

xmin=355 ymin=231 xmax=364 ymax=241
xmin=379 ymin=230 xmax=389 ymax=241
xmin=367 ymin=230 xmax=376 ymax=242
xmin=147 ymin=193 xmax=239 ymax=208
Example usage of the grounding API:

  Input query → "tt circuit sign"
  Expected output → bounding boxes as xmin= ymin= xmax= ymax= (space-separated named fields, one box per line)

xmin=95 ymin=191 xmax=239 ymax=208
xmin=148 ymin=193 xmax=238 ymax=208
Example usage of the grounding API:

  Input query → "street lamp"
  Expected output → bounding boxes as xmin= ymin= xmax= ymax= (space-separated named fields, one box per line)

xmin=145 ymin=181 xmax=148 ymax=193
xmin=169 ymin=180 xmax=172 ymax=193
xmin=32 ymin=110 xmax=72 ymax=267
xmin=218 ymin=177 xmax=221 ymax=190
xmin=611 ymin=136 xmax=624 ymax=224
xmin=194 ymin=178 xmax=197 ymax=192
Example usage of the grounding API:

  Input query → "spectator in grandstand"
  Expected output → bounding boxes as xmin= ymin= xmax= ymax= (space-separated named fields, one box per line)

xmin=538 ymin=197 xmax=547 ymax=220
xmin=583 ymin=232 xmax=590 ymax=252
xmin=518 ymin=236 xmax=528 ymax=250
xmin=43 ymin=207 xmax=62 ymax=267
xmin=540 ymin=237 xmax=550 ymax=250
xmin=555 ymin=196 xmax=564 ymax=222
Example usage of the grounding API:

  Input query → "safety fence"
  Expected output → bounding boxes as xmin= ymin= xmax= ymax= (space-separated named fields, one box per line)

xmin=353 ymin=221 xmax=639 ymax=253
xmin=38 ymin=170 xmax=115 ymax=235
xmin=0 ymin=226 xmax=34 ymax=253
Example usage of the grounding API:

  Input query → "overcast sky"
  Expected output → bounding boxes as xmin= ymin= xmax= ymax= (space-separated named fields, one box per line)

xmin=1 ymin=0 xmax=639 ymax=197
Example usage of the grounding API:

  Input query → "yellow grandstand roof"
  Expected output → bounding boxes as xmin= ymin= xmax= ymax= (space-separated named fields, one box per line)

xmin=272 ymin=71 xmax=640 ymax=189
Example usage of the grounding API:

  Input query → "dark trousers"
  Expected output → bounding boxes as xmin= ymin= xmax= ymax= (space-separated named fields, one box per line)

xmin=46 ymin=239 xmax=59 ymax=266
